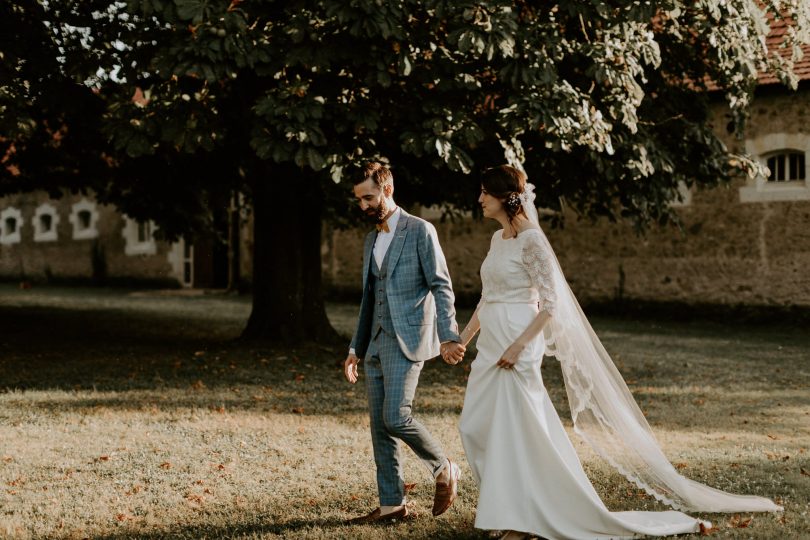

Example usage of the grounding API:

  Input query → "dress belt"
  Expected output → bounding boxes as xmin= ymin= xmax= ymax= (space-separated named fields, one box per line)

xmin=480 ymin=299 xmax=541 ymax=306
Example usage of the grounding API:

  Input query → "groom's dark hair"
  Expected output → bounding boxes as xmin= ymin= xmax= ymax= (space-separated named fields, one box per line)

xmin=354 ymin=161 xmax=393 ymax=187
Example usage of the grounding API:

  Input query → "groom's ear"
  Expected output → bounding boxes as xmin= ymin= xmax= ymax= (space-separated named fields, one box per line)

xmin=383 ymin=183 xmax=394 ymax=198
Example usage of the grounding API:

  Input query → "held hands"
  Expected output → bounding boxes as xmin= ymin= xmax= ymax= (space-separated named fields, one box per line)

xmin=344 ymin=353 xmax=360 ymax=384
xmin=441 ymin=341 xmax=466 ymax=365
xmin=496 ymin=341 xmax=525 ymax=370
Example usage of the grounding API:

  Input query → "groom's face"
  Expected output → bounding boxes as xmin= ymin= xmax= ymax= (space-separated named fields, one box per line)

xmin=353 ymin=179 xmax=393 ymax=223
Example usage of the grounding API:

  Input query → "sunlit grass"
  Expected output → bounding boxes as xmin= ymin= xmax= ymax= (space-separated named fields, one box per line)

xmin=0 ymin=285 xmax=807 ymax=539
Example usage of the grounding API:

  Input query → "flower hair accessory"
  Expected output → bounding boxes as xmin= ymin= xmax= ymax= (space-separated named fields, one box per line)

xmin=506 ymin=192 xmax=521 ymax=210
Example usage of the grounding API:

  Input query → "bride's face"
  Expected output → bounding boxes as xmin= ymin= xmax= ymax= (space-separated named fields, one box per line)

xmin=478 ymin=187 xmax=505 ymax=220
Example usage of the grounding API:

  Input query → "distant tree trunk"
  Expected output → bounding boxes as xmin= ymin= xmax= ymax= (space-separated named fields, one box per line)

xmin=242 ymin=163 xmax=340 ymax=343
xmin=226 ymin=191 xmax=241 ymax=292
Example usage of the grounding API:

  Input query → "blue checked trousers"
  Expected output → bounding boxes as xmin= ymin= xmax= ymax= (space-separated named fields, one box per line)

xmin=365 ymin=329 xmax=447 ymax=506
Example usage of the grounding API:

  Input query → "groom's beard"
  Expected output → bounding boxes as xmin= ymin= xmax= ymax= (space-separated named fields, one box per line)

xmin=364 ymin=200 xmax=389 ymax=224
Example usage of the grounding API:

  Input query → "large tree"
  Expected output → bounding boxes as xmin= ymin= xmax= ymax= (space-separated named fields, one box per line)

xmin=2 ymin=1 xmax=808 ymax=341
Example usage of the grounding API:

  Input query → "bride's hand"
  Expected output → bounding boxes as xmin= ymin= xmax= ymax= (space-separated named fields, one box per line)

xmin=496 ymin=341 xmax=524 ymax=369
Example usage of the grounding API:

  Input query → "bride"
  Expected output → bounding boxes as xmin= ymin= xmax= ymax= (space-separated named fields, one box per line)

xmin=453 ymin=165 xmax=782 ymax=539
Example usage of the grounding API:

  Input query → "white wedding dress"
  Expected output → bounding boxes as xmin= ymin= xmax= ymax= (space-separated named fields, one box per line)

xmin=460 ymin=229 xmax=704 ymax=539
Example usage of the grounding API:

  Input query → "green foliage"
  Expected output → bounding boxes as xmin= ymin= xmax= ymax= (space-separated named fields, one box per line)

xmin=2 ymin=0 xmax=810 ymax=231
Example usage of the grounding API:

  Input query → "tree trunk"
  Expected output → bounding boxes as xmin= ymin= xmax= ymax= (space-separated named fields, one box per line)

xmin=242 ymin=163 xmax=340 ymax=343
xmin=226 ymin=191 xmax=241 ymax=292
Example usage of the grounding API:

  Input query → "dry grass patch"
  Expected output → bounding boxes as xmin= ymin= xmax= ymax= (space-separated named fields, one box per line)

xmin=0 ymin=285 xmax=807 ymax=539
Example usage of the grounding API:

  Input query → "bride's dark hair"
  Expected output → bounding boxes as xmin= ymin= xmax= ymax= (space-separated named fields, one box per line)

xmin=481 ymin=165 xmax=527 ymax=222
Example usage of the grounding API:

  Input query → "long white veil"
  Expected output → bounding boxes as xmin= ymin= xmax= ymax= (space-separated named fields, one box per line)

xmin=519 ymin=184 xmax=782 ymax=513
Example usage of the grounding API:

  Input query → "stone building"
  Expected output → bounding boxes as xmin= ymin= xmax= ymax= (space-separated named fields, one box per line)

xmin=0 ymin=191 xmax=233 ymax=289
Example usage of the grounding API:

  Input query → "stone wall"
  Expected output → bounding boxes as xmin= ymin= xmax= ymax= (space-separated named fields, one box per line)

xmin=0 ymin=192 xmax=177 ymax=285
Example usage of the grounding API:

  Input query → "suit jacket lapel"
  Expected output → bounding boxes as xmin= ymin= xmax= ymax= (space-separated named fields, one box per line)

xmin=361 ymin=230 xmax=377 ymax=289
xmin=384 ymin=209 xmax=409 ymax=273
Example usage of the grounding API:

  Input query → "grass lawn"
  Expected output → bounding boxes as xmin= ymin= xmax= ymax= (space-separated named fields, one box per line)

xmin=0 ymin=284 xmax=808 ymax=539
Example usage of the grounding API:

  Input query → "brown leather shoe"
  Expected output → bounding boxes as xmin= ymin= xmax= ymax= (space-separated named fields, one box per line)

xmin=432 ymin=459 xmax=460 ymax=516
xmin=346 ymin=506 xmax=411 ymax=525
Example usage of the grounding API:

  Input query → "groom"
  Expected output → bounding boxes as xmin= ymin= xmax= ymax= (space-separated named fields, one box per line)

xmin=344 ymin=162 xmax=465 ymax=523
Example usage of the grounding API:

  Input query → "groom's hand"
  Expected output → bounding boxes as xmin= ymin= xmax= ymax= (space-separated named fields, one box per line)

xmin=344 ymin=353 xmax=360 ymax=384
xmin=440 ymin=341 xmax=465 ymax=365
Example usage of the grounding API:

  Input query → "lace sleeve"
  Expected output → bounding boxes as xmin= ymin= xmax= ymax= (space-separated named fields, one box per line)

xmin=520 ymin=230 xmax=556 ymax=316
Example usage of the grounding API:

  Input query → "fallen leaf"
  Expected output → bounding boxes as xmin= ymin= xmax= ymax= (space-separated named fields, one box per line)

xmin=674 ymin=462 xmax=688 ymax=470
xmin=292 ymin=407 xmax=304 ymax=414
xmin=97 ymin=455 xmax=110 ymax=462
xmin=191 ymin=380 xmax=206 ymax=390
xmin=767 ymin=434 xmax=779 ymax=440
xmin=800 ymin=467 xmax=810 ymax=477
xmin=699 ymin=522 xmax=715 ymax=535
xmin=159 ymin=462 xmax=172 ymax=470
xmin=7 ymin=477 xmax=26 ymax=487
xmin=728 ymin=514 xmax=753 ymax=528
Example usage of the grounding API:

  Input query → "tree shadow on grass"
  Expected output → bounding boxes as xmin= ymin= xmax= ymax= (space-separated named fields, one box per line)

xmin=92 ymin=515 xmax=354 ymax=540
xmin=1 ymin=297 xmax=807 ymax=431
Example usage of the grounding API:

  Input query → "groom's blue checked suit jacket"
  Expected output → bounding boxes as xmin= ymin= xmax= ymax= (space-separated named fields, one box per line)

xmin=350 ymin=209 xmax=460 ymax=362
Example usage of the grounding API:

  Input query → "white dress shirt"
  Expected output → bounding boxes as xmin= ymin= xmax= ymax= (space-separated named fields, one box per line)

xmin=373 ymin=206 xmax=400 ymax=268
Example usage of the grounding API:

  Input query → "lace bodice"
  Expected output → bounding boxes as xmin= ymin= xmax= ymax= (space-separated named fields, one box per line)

xmin=479 ymin=228 xmax=556 ymax=315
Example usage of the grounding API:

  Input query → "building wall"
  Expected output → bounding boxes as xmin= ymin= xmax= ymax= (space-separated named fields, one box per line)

xmin=0 ymin=191 xmax=178 ymax=285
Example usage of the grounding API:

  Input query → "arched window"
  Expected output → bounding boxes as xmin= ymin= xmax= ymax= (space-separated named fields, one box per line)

xmin=69 ymin=198 xmax=100 ymax=240
xmin=122 ymin=216 xmax=157 ymax=256
xmin=741 ymin=134 xmax=810 ymax=202
xmin=765 ymin=151 xmax=805 ymax=182
xmin=0 ymin=207 xmax=23 ymax=245
xmin=32 ymin=202 xmax=60 ymax=242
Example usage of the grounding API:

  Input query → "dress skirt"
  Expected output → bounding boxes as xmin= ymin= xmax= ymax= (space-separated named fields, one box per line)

xmin=459 ymin=301 xmax=701 ymax=539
